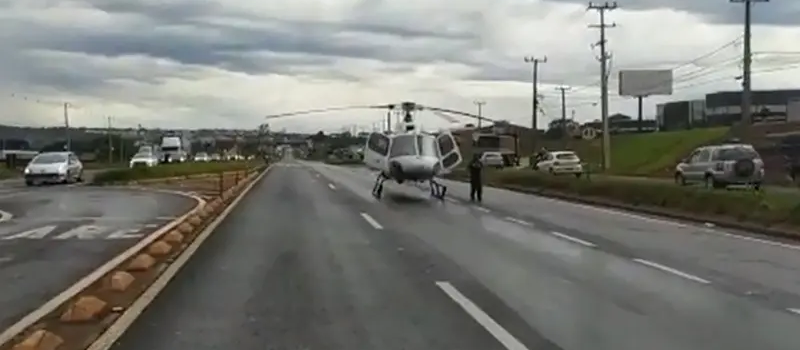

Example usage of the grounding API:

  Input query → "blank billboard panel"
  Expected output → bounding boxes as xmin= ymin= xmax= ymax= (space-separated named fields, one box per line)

xmin=618 ymin=70 xmax=673 ymax=97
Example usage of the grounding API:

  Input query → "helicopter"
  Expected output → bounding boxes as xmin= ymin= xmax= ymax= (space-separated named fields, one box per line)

xmin=264 ymin=101 xmax=497 ymax=200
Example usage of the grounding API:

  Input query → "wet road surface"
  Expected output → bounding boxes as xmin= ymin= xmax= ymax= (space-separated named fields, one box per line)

xmin=110 ymin=161 xmax=800 ymax=350
xmin=0 ymin=186 xmax=196 ymax=331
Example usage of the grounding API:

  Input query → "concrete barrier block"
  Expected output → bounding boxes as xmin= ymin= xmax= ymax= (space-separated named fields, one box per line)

xmin=127 ymin=253 xmax=156 ymax=271
xmin=147 ymin=241 xmax=172 ymax=256
xmin=188 ymin=215 xmax=202 ymax=226
xmin=163 ymin=230 xmax=183 ymax=243
xmin=109 ymin=271 xmax=135 ymax=292
xmin=178 ymin=222 xmax=193 ymax=234
xmin=60 ymin=295 xmax=107 ymax=322
xmin=11 ymin=330 xmax=64 ymax=350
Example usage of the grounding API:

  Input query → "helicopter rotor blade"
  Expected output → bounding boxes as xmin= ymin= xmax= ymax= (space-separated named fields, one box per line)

xmin=264 ymin=104 xmax=395 ymax=120
xmin=423 ymin=106 xmax=499 ymax=124
xmin=430 ymin=111 xmax=460 ymax=124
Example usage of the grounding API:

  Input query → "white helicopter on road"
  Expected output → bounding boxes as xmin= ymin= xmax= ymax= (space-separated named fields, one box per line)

xmin=264 ymin=101 xmax=496 ymax=200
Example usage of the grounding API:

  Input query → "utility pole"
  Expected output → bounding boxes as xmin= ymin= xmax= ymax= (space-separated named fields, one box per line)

xmin=107 ymin=116 xmax=113 ymax=163
xmin=556 ymin=86 xmax=571 ymax=146
xmin=588 ymin=1 xmax=617 ymax=170
xmin=474 ymin=100 xmax=486 ymax=129
xmin=524 ymin=56 xmax=546 ymax=141
xmin=731 ymin=0 xmax=767 ymax=125
xmin=386 ymin=110 xmax=392 ymax=133
xmin=63 ymin=102 xmax=71 ymax=151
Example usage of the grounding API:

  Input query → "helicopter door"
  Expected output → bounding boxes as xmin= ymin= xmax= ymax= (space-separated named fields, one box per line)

xmin=435 ymin=132 xmax=462 ymax=173
xmin=364 ymin=132 xmax=390 ymax=171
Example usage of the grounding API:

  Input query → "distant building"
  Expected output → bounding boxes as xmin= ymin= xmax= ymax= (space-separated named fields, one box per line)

xmin=705 ymin=89 xmax=800 ymax=125
xmin=657 ymin=89 xmax=800 ymax=131
xmin=656 ymin=100 xmax=706 ymax=131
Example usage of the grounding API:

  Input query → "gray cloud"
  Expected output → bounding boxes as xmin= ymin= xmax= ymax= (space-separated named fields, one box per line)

xmin=2 ymin=2 xmax=477 ymax=82
xmin=541 ymin=0 xmax=799 ymax=25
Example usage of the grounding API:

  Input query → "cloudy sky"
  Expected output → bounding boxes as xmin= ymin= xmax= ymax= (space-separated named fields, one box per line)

xmin=2 ymin=0 xmax=800 ymax=133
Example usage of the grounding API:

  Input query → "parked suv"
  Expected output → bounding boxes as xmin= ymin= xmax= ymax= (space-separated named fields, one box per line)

xmin=675 ymin=143 xmax=764 ymax=189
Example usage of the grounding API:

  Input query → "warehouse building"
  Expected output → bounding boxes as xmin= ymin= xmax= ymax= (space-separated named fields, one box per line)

xmin=656 ymin=89 xmax=800 ymax=131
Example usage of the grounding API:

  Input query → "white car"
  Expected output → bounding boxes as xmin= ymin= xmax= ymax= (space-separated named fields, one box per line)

xmin=480 ymin=151 xmax=505 ymax=168
xmin=24 ymin=152 xmax=83 ymax=186
xmin=534 ymin=151 xmax=583 ymax=177
xmin=129 ymin=152 xmax=159 ymax=168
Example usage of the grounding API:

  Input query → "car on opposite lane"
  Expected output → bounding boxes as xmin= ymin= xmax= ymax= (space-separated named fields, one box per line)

xmin=533 ymin=150 xmax=584 ymax=177
xmin=129 ymin=151 xmax=160 ymax=168
xmin=24 ymin=151 xmax=83 ymax=186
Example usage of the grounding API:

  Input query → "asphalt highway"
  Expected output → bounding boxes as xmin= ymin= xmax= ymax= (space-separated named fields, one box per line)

xmin=0 ymin=185 xmax=196 ymax=332
xmin=110 ymin=160 xmax=800 ymax=350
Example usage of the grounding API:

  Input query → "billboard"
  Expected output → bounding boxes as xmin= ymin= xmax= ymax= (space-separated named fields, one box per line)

xmin=618 ymin=69 xmax=673 ymax=97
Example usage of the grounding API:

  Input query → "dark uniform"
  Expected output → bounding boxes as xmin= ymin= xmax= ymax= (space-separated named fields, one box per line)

xmin=469 ymin=155 xmax=483 ymax=202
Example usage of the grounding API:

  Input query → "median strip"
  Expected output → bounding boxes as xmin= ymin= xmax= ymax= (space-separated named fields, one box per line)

xmin=0 ymin=163 xmax=271 ymax=350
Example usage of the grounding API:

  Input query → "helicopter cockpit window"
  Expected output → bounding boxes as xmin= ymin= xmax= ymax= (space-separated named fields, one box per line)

xmin=367 ymin=133 xmax=389 ymax=156
xmin=417 ymin=135 xmax=438 ymax=157
xmin=389 ymin=134 xmax=417 ymax=157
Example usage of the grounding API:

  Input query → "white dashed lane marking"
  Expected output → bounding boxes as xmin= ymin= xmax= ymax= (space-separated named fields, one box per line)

xmin=549 ymin=231 xmax=596 ymax=248
xmin=360 ymin=213 xmax=383 ymax=230
xmin=504 ymin=217 xmax=531 ymax=226
xmin=437 ymin=281 xmax=530 ymax=350
xmin=633 ymin=258 xmax=710 ymax=284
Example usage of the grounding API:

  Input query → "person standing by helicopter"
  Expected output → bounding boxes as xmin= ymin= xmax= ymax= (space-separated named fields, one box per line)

xmin=469 ymin=153 xmax=483 ymax=202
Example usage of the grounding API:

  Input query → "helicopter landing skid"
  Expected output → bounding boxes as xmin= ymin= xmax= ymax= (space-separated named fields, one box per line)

xmin=372 ymin=173 xmax=387 ymax=198
xmin=429 ymin=180 xmax=447 ymax=200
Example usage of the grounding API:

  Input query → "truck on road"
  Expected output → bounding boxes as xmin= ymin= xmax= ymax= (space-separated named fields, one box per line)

xmin=159 ymin=133 xmax=191 ymax=163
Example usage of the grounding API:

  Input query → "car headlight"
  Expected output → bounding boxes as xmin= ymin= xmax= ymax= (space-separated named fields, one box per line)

xmin=24 ymin=167 xmax=30 ymax=174
xmin=58 ymin=164 xmax=67 ymax=174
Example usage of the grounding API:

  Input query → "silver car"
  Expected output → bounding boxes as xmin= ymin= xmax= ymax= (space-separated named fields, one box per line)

xmin=480 ymin=151 xmax=505 ymax=168
xmin=24 ymin=152 xmax=83 ymax=186
xmin=675 ymin=143 xmax=764 ymax=189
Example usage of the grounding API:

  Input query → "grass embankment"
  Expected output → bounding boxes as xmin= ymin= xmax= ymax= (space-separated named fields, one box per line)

xmin=0 ymin=168 xmax=19 ymax=179
xmin=92 ymin=161 xmax=262 ymax=185
xmin=448 ymin=168 xmax=800 ymax=236
xmin=542 ymin=127 xmax=730 ymax=176
xmin=82 ymin=162 xmax=128 ymax=170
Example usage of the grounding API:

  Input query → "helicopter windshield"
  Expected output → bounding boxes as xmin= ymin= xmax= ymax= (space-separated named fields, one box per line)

xmin=389 ymin=134 xmax=417 ymax=157
xmin=417 ymin=134 xmax=438 ymax=157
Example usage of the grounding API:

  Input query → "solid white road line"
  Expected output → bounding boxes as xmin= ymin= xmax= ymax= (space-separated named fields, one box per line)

xmin=547 ymin=189 xmax=800 ymax=251
xmin=360 ymin=212 xmax=383 ymax=230
xmin=328 ymin=183 xmax=336 ymax=190
xmin=86 ymin=166 xmax=271 ymax=350
xmin=504 ymin=217 xmax=531 ymax=226
xmin=633 ymin=258 xmax=710 ymax=284
xmin=788 ymin=308 xmax=800 ymax=315
xmin=549 ymin=231 xmax=596 ymax=248
xmin=436 ymin=281 xmax=529 ymax=350
xmin=475 ymin=207 xmax=491 ymax=213
xmin=0 ymin=256 xmax=12 ymax=263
